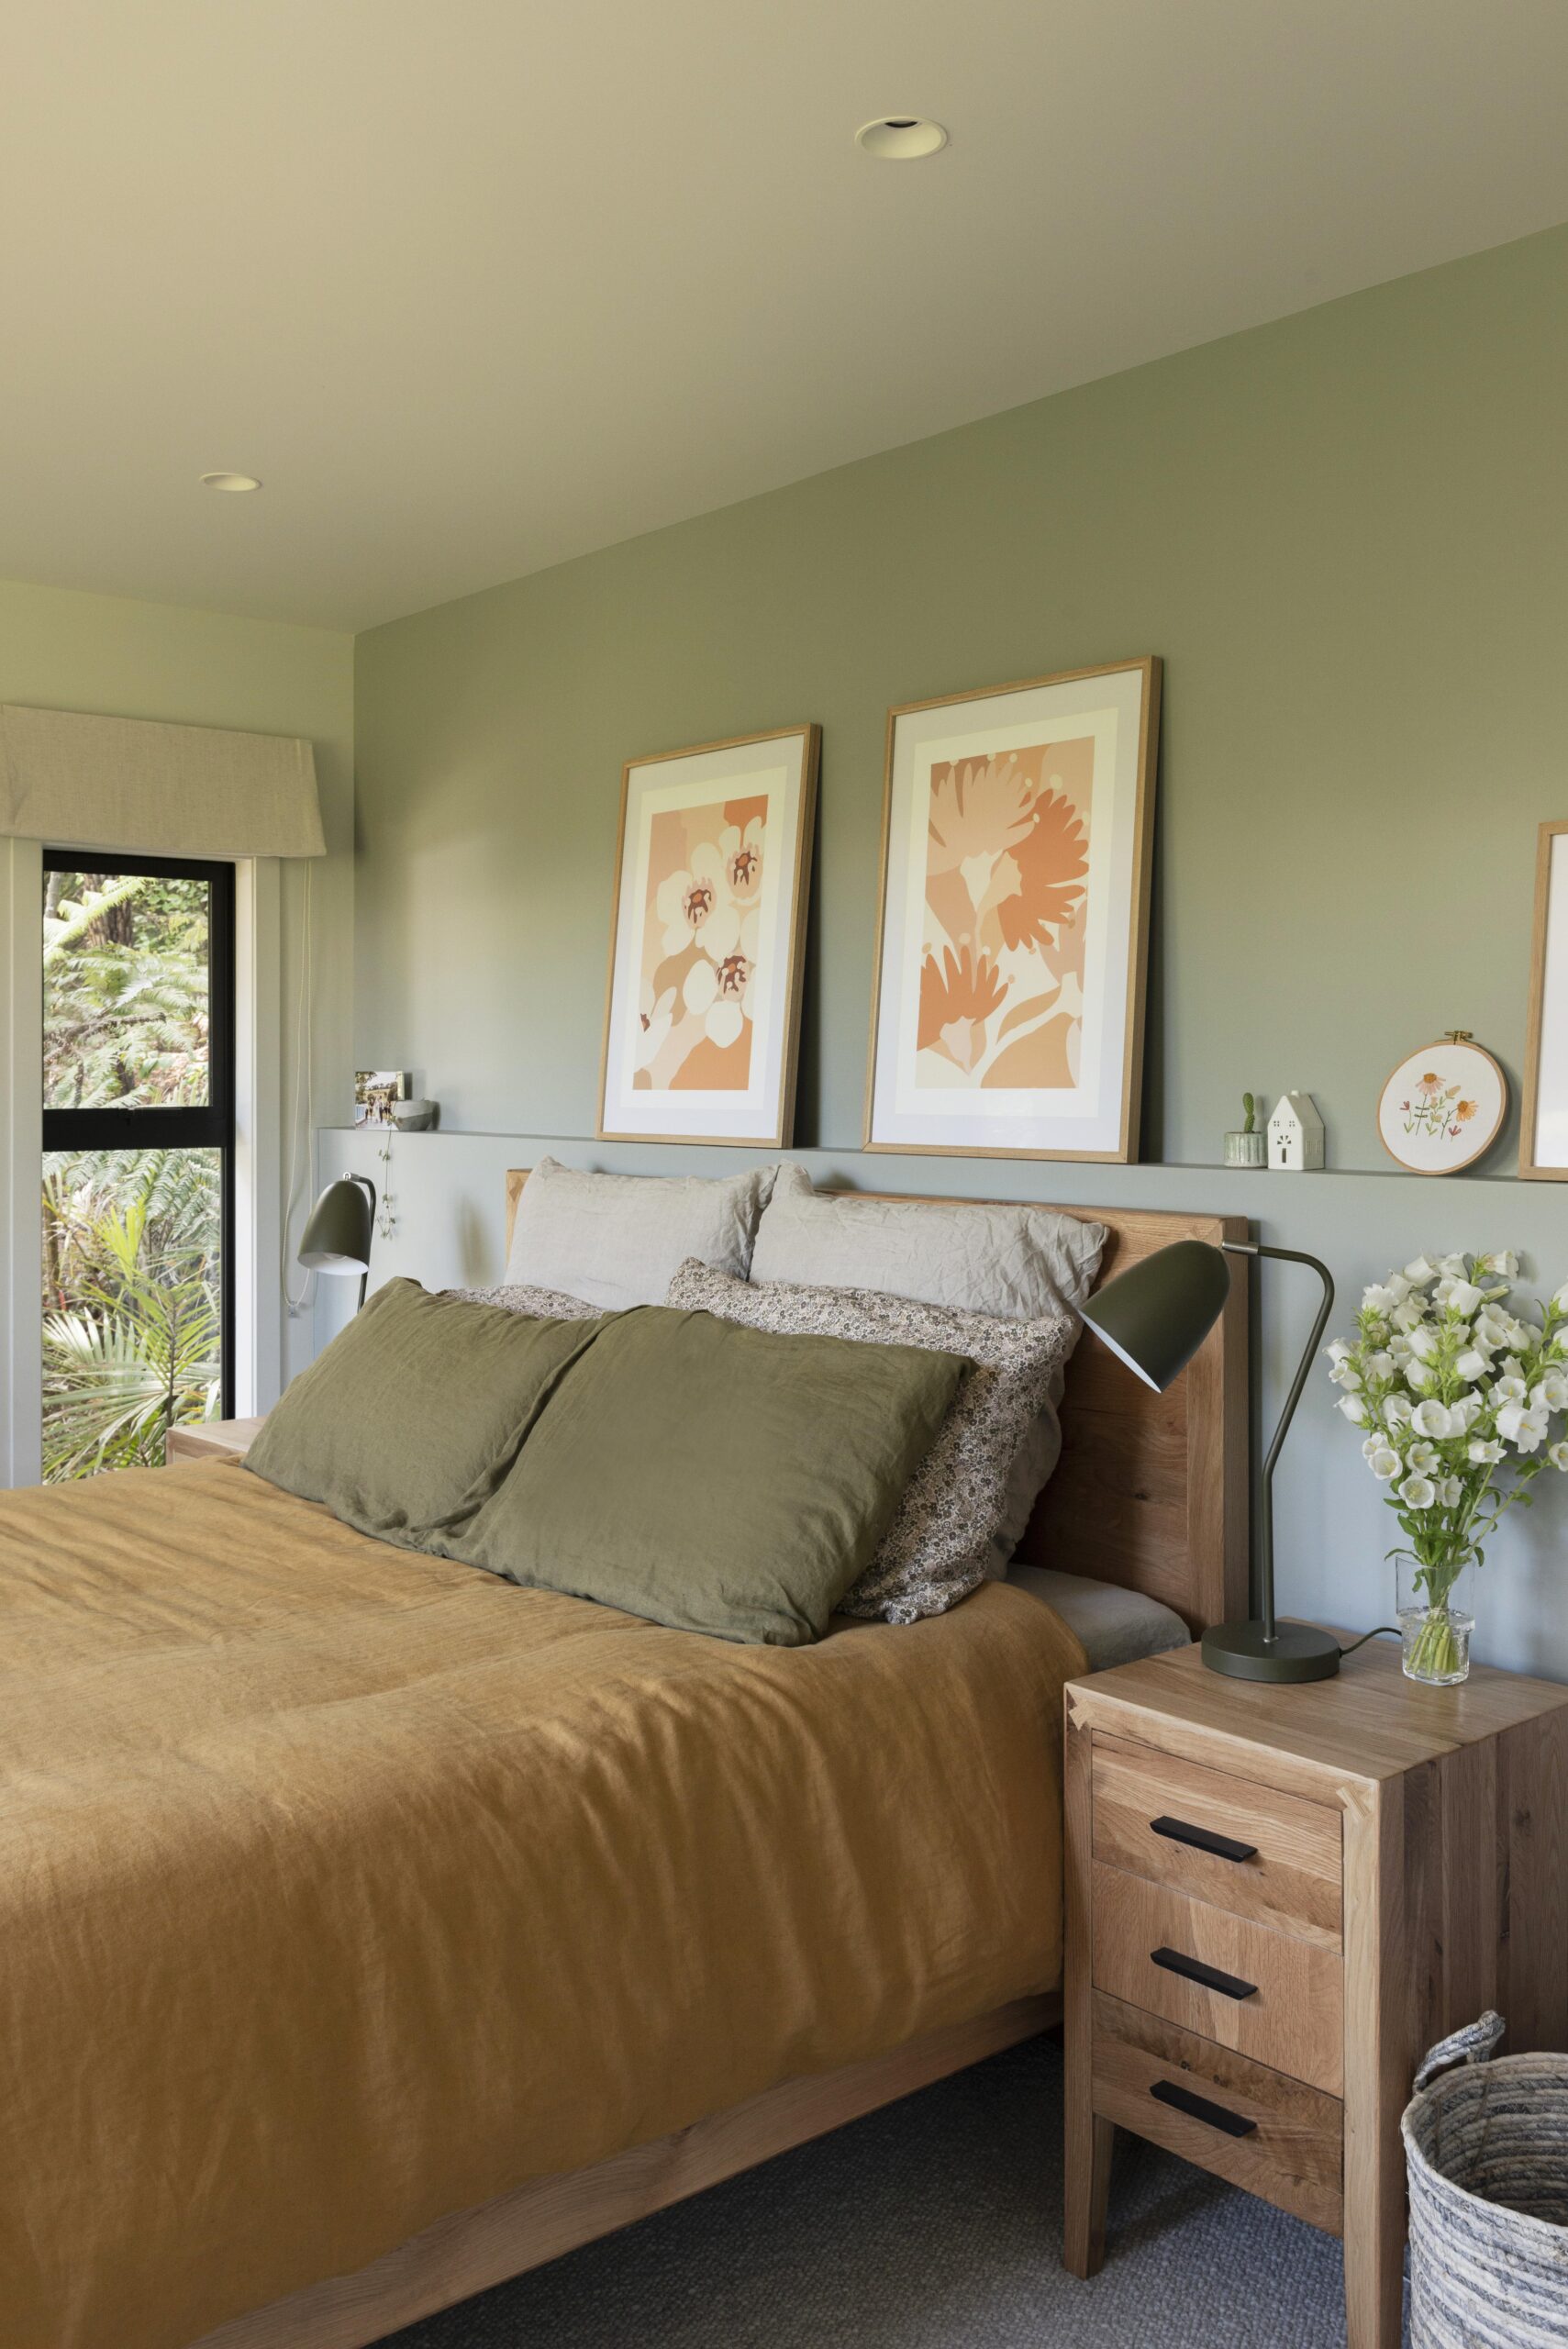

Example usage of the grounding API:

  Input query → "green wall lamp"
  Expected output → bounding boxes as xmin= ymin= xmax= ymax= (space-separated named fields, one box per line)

xmin=297 ymin=1174 xmax=377 ymax=1311
xmin=1081 ymin=1235 xmax=1347 ymax=1682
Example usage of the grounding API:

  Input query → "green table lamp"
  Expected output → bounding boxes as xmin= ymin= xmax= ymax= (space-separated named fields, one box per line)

xmin=1081 ymin=1235 xmax=1345 ymax=1682
xmin=298 ymin=1174 xmax=377 ymax=1310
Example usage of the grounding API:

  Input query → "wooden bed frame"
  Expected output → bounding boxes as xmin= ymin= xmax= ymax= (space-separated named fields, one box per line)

xmin=193 ymin=1180 xmax=1248 ymax=2349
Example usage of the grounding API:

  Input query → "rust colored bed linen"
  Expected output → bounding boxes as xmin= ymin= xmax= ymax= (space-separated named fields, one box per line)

xmin=0 ymin=1460 xmax=1084 ymax=2349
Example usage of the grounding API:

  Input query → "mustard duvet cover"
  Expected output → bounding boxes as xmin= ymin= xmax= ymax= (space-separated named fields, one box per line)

xmin=0 ymin=1459 xmax=1083 ymax=2349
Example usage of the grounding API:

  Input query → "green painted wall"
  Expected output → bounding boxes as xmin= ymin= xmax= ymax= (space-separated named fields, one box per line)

xmin=349 ymin=226 xmax=1568 ymax=1675
xmin=354 ymin=224 xmax=1568 ymax=1168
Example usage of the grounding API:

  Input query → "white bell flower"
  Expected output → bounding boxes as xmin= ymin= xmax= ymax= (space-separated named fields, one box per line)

xmin=1406 ymin=1362 xmax=1437 ymax=1395
xmin=1407 ymin=1324 xmax=1440 ymax=1361
xmin=1492 ymin=1375 xmax=1529 ymax=1407
xmin=1454 ymin=1348 xmax=1489 ymax=1383
xmin=1476 ymin=1251 xmax=1519 ymax=1279
xmin=1328 ymin=1356 xmax=1362 ymax=1390
xmin=1404 ymin=1255 xmax=1439 ymax=1284
xmin=1384 ymin=1393 xmax=1414 ymax=1426
xmin=1437 ymin=1254 xmax=1469 ymax=1278
xmin=1390 ymin=1298 xmax=1424 ymax=1331
xmin=1410 ymin=1399 xmax=1454 ymax=1439
xmin=1368 ymin=1447 xmax=1401 ymax=1482
xmin=1551 ymin=1442 xmax=1568 ymax=1472
xmin=1338 ymin=1394 xmax=1369 ymax=1425
xmin=1469 ymin=1438 xmax=1504 ymax=1464
xmin=1437 ymin=1476 xmax=1463 ymax=1508
xmin=1363 ymin=1350 xmax=1395 ymax=1382
xmin=1398 ymin=1474 xmax=1437 ymax=1509
xmin=1536 ymin=1368 xmax=1568 ymax=1412
xmin=1404 ymin=1440 xmax=1439 ymax=1473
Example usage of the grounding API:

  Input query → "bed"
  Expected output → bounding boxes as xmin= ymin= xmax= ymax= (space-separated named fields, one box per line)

xmin=0 ymin=1182 xmax=1246 ymax=2349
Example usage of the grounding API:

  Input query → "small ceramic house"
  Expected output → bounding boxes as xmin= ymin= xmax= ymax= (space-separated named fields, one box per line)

xmin=1267 ymin=1091 xmax=1325 ymax=1171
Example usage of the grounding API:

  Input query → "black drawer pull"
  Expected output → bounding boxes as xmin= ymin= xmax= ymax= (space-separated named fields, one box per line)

xmin=1151 ymin=1945 xmax=1258 ymax=2001
xmin=1151 ymin=2078 xmax=1258 ymax=2138
xmin=1151 ymin=1814 xmax=1258 ymax=1865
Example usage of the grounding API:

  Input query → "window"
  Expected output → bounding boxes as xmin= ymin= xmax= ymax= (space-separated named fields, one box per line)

xmin=41 ymin=852 xmax=235 ymax=1478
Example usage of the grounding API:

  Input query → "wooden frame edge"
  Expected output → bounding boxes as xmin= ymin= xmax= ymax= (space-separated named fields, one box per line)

xmin=862 ymin=656 xmax=1161 ymax=1165
xmin=188 ymin=1995 xmax=1056 ymax=2349
xmin=1518 ymin=818 xmax=1568 ymax=1181
xmin=597 ymin=724 xmax=821 ymax=1151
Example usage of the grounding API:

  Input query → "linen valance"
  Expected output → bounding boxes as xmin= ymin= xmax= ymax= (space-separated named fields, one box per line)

xmin=0 ymin=703 xmax=325 ymax=858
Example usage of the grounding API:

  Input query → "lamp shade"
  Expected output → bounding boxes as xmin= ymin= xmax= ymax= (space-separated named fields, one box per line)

xmin=1079 ymin=1238 xmax=1230 ymax=1393
xmin=298 ymin=1177 xmax=374 ymax=1275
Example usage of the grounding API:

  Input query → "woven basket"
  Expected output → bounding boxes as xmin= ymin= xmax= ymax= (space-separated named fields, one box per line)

xmin=1402 ymin=2013 xmax=1568 ymax=2347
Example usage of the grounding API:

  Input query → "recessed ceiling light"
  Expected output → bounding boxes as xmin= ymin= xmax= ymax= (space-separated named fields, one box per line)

xmin=200 ymin=471 xmax=262 ymax=493
xmin=855 ymin=117 xmax=948 ymax=161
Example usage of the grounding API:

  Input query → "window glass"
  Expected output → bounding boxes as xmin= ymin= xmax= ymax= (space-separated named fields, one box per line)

xmin=43 ymin=867 xmax=212 ymax=1109
xmin=41 ymin=1146 xmax=224 ymax=1481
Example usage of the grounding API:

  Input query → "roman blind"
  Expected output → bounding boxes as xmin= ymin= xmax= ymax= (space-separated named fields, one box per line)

xmin=0 ymin=704 xmax=325 ymax=858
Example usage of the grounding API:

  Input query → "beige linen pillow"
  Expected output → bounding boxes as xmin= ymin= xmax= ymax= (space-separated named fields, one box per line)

xmin=746 ymin=1164 xmax=1106 ymax=1540
xmin=503 ymin=1156 xmax=777 ymax=1311
xmin=665 ymin=1260 xmax=1075 ymax=1622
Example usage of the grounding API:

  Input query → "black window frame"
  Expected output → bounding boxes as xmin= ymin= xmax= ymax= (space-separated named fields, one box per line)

xmin=41 ymin=849 xmax=237 ymax=1414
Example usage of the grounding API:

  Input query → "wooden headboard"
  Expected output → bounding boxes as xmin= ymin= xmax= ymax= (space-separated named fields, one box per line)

xmin=505 ymin=1171 xmax=1249 ymax=1635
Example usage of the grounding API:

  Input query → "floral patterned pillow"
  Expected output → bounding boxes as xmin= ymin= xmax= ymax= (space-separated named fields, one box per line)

xmin=443 ymin=1282 xmax=605 ymax=1321
xmin=664 ymin=1259 xmax=1074 ymax=1623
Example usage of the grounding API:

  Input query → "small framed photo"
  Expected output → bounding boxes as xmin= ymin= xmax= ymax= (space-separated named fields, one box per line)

xmin=1521 ymin=819 xmax=1568 ymax=1179
xmin=865 ymin=658 xmax=1159 ymax=1161
xmin=354 ymin=1070 xmax=410 ymax=1128
xmin=598 ymin=725 xmax=818 ymax=1145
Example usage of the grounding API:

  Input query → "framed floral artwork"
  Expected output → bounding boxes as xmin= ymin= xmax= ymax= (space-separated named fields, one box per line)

xmin=598 ymin=725 xmax=818 ymax=1145
xmin=1520 ymin=819 xmax=1568 ymax=1179
xmin=864 ymin=658 xmax=1160 ymax=1161
xmin=1378 ymin=1036 xmax=1507 ymax=1174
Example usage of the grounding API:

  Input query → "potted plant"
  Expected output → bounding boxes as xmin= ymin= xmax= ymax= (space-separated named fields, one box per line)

xmin=1224 ymin=1093 xmax=1267 ymax=1168
xmin=1327 ymin=1252 xmax=1568 ymax=1682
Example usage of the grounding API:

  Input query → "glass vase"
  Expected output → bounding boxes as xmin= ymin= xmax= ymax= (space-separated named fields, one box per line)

xmin=1396 ymin=1553 xmax=1475 ymax=1687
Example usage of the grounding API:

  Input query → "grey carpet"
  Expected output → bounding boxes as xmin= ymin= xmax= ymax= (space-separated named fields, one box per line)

xmin=381 ymin=2034 xmax=1355 ymax=2347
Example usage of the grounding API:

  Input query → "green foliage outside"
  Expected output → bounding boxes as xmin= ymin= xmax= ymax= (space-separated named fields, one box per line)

xmin=42 ymin=872 xmax=223 ymax=1481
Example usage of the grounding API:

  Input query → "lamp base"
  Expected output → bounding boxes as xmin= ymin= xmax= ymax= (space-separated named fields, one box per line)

xmin=1201 ymin=1619 xmax=1342 ymax=1683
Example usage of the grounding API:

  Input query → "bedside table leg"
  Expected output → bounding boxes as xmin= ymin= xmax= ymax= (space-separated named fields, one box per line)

xmin=1063 ymin=2111 xmax=1113 ymax=2277
xmin=1341 ymin=1779 xmax=1407 ymax=2349
xmin=1062 ymin=1711 xmax=1108 ymax=2277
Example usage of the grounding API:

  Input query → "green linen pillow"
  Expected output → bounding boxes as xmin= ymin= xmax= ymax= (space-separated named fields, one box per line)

xmin=450 ymin=1304 xmax=966 ymax=1645
xmin=245 ymin=1278 xmax=607 ymax=1544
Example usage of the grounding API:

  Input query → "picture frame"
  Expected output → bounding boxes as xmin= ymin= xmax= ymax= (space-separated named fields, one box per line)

xmin=597 ymin=725 xmax=819 ymax=1146
xmin=1520 ymin=818 xmax=1568 ymax=1180
xmin=353 ymin=1070 xmax=410 ymax=1128
xmin=864 ymin=657 xmax=1159 ymax=1162
xmin=1377 ymin=1036 xmax=1507 ymax=1174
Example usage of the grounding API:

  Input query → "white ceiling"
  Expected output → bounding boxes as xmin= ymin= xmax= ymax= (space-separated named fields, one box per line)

xmin=4 ymin=0 xmax=1567 ymax=633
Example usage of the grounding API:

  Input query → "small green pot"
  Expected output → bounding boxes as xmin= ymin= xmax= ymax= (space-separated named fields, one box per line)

xmin=1224 ymin=1130 xmax=1267 ymax=1168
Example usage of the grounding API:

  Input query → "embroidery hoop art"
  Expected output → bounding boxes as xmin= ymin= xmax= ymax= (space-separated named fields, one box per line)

xmin=1377 ymin=1032 xmax=1508 ymax=1175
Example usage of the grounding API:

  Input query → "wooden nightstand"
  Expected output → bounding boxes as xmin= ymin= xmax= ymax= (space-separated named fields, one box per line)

xmin=1062 ymin=1638 xmax=1568 ymax=2349
xmin=165 ymin=1416 xmax=265 ymax=1466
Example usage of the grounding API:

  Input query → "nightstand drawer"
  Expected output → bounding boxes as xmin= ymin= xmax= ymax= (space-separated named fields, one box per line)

xmin=1091 ymin=1991 xmax=1342 ymax=2235
xmin=1090 ymin=1860 xmax=1343 ymax=2093
xmin=1092 ymin=1732 xmax=1341 ymax=1949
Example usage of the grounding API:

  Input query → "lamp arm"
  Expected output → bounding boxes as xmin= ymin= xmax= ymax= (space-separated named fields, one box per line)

xmin=1222 ymin=1241 xmax=1334 ymax=1646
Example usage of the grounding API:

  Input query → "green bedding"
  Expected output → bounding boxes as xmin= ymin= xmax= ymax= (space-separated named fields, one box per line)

xmin=450 ymin=1305 xmax=964 ymax=1644
xmin=246 ymin=1277 xmax=604 ymax=1544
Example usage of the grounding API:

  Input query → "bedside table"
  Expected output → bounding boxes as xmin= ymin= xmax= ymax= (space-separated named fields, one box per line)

xmin=165 ymin=1416 xmax=265 ymax=1466
xmin=1062 ymin=1637 xmax=1568 ymax=2349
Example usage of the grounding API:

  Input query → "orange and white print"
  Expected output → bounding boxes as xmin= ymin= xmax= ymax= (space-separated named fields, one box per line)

xmin=633 ymin=794 xmax=768 ymax=1092
xmin=917 ymin=736 xmax=1093 ymax=1090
